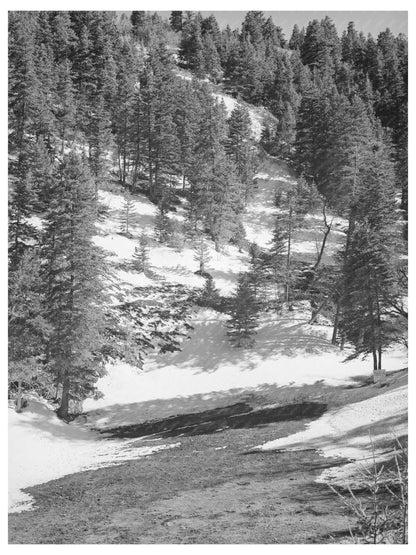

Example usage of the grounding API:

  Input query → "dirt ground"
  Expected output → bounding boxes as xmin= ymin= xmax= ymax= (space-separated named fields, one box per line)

xmin=8 ymin=370 xmax=407 ymax=544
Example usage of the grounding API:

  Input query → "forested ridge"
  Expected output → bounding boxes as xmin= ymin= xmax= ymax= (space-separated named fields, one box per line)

xmin=8 ymin=11 xmax=407 ymax=419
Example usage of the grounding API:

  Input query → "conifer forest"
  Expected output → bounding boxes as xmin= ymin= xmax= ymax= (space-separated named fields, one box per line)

xmin=8 ymin=10 xmax=408 ymax=545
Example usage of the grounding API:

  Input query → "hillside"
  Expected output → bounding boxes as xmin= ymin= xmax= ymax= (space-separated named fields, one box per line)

xmin=8 ymin=10 xmax=408 ymax=545
xmin=9 ymin=88 xmax=407 ymax=522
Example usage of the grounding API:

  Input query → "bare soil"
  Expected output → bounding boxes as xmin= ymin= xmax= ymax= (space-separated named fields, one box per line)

xmin=8 ymin=369 xmax=407 ymax=544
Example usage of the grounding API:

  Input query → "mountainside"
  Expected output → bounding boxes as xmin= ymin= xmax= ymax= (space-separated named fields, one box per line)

xmin=8 ymin=10 xmax=408 ymax=545
xmin=9 ymin=88 xmax=407 ymax=517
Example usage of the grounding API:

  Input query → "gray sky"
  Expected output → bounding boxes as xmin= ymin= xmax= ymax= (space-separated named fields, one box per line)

xmin=158 ymin=11 xmax=407 ymax=38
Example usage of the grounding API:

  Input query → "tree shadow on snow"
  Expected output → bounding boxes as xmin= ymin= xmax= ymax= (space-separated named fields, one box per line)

xmin=146 ymin=316 xmax=335 ymax=375
xmin=99 ymin=400 xmax=327 ymax=440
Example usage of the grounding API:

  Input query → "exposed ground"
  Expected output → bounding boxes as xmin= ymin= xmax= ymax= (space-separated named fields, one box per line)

xmin=8 ymin=369 xmax=407 ymax=544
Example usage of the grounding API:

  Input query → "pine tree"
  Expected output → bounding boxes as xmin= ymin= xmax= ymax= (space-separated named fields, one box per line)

xmin=154 ymin=205 xmax=172 ymax=243
xmin=140 ymin=41 xmax=181 ymax=201
xmin=41 ymin=153 xmax=106 ymax=418
xmin=131 ymin=11 xmax=147 ymax=42
xmin=193 ymin=236 xmax=211 ymax=274
xmin=113 ymin=38 xmax=139 ymax=187
xmin=289 ymin=24 xmax=305 ymax=50
xmin=179 ymin=13 xmax=205 ymax=76
xmin=189 ymin=94 xmax=244 ymax=250
xmin=202 ymin=34 xmax=223 ymax=82
xmin=173 ymin=80 xmax=199 ymax=191
xmin=54 ymin=59 xmax=77 ymax=155
xmin=198 ymin=275 xmax=221 ymax=309
xmin=8 ymin=147 xmax=41 ymax=269
xmin=8 ymin=12 xmax=41 ymax=155
xmin=201 ymin=14 xmax=222 ymax=51
xmin=246 ymin=242 xmax=269 ymax=305
xmin=120 ymin=192 xmax=136 ymax=236
xmin=338 ymin=134 xmax=400 ymax=371
xmin=241 ymin=11 xmax=266 ymax=47
xmin=132 ymin=233 xmax=150 ymax=273
xmin=169 ymin=11 xmax=183 ymax=32
xmin=340 ymin=227 xmax=398 ymax=371
xmin=268 ymin=215 xmax=288 ymax=303
xmin=227 ymin=274 xmax=259 ymax=347
xmin=8 ymin=249 xmax=51 ymax=411
xmin=227 ymin=104 xmax=255 ymax=202
xmin=87 ymin=93 xmax=114 ymax=191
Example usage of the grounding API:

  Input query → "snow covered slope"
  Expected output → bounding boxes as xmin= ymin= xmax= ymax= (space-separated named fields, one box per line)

xmin=94 ymin=189 xmax=248 ymax=297
xmin=255 ymin=381 xmax=408 ymax=484
xmin=9 ymin=87 xmax=407 ymax=514
xmin=8 ymin=397 xmax=179 ymax=513
xmin=84 ymin=306 xmax=406 ymax=429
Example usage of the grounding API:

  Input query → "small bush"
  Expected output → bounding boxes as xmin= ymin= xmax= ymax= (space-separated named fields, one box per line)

xmin=330 ymin=437 xmax=408 ymax=544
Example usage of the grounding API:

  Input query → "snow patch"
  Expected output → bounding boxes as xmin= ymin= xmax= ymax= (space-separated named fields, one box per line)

xmin=255 ymin=384 xmax=408 ymax=483
xmin=8 ymin=399 xmax=179 ymax=513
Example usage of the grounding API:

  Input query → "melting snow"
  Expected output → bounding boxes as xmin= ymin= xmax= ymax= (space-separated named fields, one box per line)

xmin=8 ymin=398 xmax=180 ymax=513
xmin=256 ymin=383 xmax=407 ymax=484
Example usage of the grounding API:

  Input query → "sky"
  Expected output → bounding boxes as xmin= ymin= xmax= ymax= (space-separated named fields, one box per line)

xmin=157 ymin=11 xmax=407 ymax=38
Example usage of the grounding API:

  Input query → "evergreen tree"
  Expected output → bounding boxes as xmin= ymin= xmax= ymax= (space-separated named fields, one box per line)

xmin=154 ymin=204 xmax=172 ymax=243
xmin=131 ymin=11 xmax=147 ymax=42
xmin=202 ymin=34 xmax=223 ymax=82
xmin=113 ymin=38 xmax=139 ymax=186
xmin=273 ymin=178 xmax=320 ymax=304
xmin=140 ymin=41 xmax=181 ymax=200
xmin=87 ymin=94 xmax=114 ymax=190
xmin=246 ymin=242 xmax=269 ymax=305
xmin=132 ymin=233 xmax=150 ymax=273
xmin=120 ymin=192 xmax=136 ymax=235
xmin=193 ymin=236 xmax=211 ymax=274
xmin=340 ymin=226 xmax=398 ymax=371
xmin=8 ymin=148 xmax=41 ymax=269
xmin=189 ymin=94 xmax=244 ymax=250
xmin=173 ymin=80 xmax=200 ymax=191
xmin=198 ymin=276 xmax=221 ymax=309
xmin=54 ymin=59 xmax=77 ymax=155
xmin=8 ymin=249 xmax=51 ymax=411
xmin=8 ymin=12 xmax=41 ymax=155
xmin=179 ymin=13 xmax=205 ymax=76
xmin=241 ymin=11 xmax=266 ymax=47
xmin=289 ymin=24 xmax=305 ymax=50
xmin=301 ymin=17 xmax=340 ymax=76
xmin=227 ymin=274 xmax=259 ymax=347
xmin=169 ymin=11 xmax=183 ymax=32
xmin=227 ymin=104 xmax=255 ymax=202
xmin=337 ymin=129 xmax=400 ymax=371
xmin=268 ymin=215 xmax=288 ymax=303
xmin=41 ymin=153 xmax=106 ymax=418
xmin=201 ymin=14 xmax=222 ymax=51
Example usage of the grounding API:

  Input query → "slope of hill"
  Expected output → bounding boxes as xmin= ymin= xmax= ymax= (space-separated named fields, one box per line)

xmin=9 ymin=85 xmax=407 ymax=522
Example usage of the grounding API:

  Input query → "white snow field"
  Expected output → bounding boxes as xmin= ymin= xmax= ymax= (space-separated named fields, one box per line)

xmin=8 ymin=397 xmax=179 ymax=513
xmin=83 ymin=308 xmax=407 ymax=429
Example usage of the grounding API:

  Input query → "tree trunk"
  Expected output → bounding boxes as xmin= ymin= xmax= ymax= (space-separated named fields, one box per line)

xmin=314 ymin=202 xmax=332 ymax=271
xmin=309 ymin=296 xmax=328 ymax=325
xmin=57 ymin=375 xmax=70 ymax=420
xmin=332 ymin=301 xmax=340 ymax=344
xmin=372 ymin=348 xmax=378 ymax=371
xmin=15 ymin=380 xmax=23 ymax=413
xmin=286 ymin=206 xmax=293 ymax=304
